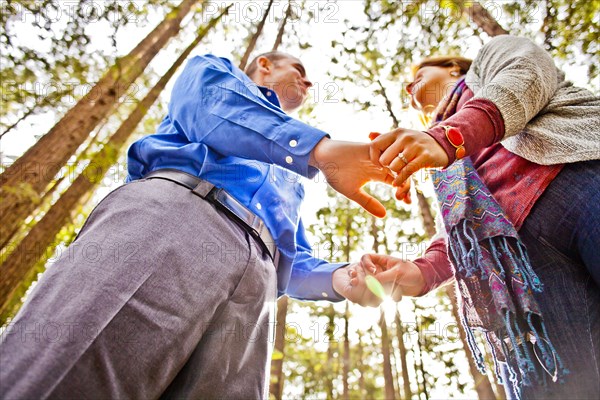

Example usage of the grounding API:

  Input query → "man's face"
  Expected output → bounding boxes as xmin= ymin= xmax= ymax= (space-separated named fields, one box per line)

xmin=261 ymin=56 xmax=313 ymax=112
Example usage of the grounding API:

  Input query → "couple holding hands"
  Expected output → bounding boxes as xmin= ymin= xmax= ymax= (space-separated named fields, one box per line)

xmin=1 ymin=35 xmax=598 ymax=400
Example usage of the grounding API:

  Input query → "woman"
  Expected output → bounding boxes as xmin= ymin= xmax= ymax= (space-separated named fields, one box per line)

xmin=364 ymin=35 xmax=600 ymax=399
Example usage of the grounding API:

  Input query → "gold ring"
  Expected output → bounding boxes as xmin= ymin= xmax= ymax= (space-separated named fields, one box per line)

xmin=397 ymin=152 xmax=408 ymax=165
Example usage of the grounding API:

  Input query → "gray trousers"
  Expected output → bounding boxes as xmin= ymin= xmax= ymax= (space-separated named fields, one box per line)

xmin=0 ymin=178 xmax=277 ymax=399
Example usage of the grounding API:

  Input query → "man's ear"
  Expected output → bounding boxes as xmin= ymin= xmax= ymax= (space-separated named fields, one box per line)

xmin=257 ymin=56 xmax=273 ymax=75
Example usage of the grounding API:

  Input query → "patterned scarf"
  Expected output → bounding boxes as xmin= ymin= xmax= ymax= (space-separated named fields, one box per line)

xmin=431 ymin=78 xmax=567 ymax=396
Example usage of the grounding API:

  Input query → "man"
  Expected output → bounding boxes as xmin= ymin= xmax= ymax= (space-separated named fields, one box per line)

xmin=0 ymin=51 xmax=391 ymax=399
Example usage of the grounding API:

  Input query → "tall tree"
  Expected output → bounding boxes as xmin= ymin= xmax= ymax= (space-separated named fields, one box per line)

xmin=395 ymin=306 xmax=413 ymax=400
xmin=0 ymin=0 xmax=201 ymax=250
xmin=366 ymin=195 xmax=399 ymax=400
xmin=341 ymin=199 xmax=353 ymax=400
xmin=461 ymin=2 xmax=509 ymax=36
xmin=414 ymin=304 xmax=430 ymax=400
xmin=342 ymin=302 xmax=351 ymax=400
xmin=357 ymin=332 xmax=367 ymax=397
xmin=0 ymin=6 xmax=229 ymax=320
xmin=0 ymin=0 xmax=174 ymax=134
xmin=325 ymin=303 xmax=338 ymax=400
xmin=267 ymin=13 xmax=295 ymax=396
xmin=0 ymin=116 xmax=120 ymax=321
xmin=272 ymin=0 xmax=294 ymax=51
xmin=380 ymin=308 xmax=397 ymax=400
xmin=270 ymin=295 xmax=289 ymax=400
xmin=238 ymin=0 xmax=275 ymax=69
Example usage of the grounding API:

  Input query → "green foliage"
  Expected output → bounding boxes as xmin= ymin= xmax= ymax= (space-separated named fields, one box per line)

xmin=0 ymin=0 xmax=174 ymax=134
xmin=540 ymin=0 xmax=599 ymax=83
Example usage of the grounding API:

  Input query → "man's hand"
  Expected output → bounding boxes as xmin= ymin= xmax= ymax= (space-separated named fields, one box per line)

xmin=359 ymin=254 xmax=426 ymax=301
xmin=332 ymin=263 xmax=383 ymax=307
xmin=369 ymin=128 xmax=449 ymax=188
xmin=310 ymin=138 xmax=394 ymax=218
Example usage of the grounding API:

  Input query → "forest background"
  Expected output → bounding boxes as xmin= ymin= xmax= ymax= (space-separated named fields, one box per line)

xmin=1 ymin=0 xmax=598 ymax=398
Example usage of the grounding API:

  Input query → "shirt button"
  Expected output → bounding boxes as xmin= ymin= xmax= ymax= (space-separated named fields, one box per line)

xmin=285 ymin=156 xmax=293 ymax=164
xmin=289 ymin=139 xmax=298 ymax=148
xmin=256 ymin=203 xmax=262 ymax=210
xmin=321 ymin=292 xmax=328 ymax=298
xmin=266 ymin=91 xmax=272 ymax=97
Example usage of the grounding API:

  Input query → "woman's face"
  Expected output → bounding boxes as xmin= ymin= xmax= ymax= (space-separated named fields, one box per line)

xmin=406 ymin=66 xmax=456 ymax=112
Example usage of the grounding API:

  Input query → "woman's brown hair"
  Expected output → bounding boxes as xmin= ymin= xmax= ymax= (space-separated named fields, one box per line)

xmin=412 ymin=56 xmax=473 ymax=77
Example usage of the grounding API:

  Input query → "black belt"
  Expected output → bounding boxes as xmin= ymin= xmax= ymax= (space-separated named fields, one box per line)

xmin=143 ymin=169 xmax=279 ymax=267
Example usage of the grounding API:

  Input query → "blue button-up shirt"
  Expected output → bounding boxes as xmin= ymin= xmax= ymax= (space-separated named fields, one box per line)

xmin=127 ymin=54 xmax=346 ymax=301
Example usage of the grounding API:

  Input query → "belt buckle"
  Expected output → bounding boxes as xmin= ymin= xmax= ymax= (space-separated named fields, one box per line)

xmin=249 ymin=214 xmax=264 ymax=235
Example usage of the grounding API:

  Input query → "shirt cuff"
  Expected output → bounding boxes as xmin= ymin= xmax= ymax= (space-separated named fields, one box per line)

xmin=274 ymin=119 xmax=329 ymax=179
xmin=426 ymin=98 xmax=505 ymax=164
xmin=412 ymin=238 xmax=454 ymax=296
xmin=292 ymin=262 xmax=348 ymax=302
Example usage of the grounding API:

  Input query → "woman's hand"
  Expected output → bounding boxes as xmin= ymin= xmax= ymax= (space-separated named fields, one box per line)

xmin=369 ymin=128 xmax=449 ymax=187
xmin=369 ymin=131 xmax=412 ymax=204
xmin=359 ymin=254 xmax=426 ymax=301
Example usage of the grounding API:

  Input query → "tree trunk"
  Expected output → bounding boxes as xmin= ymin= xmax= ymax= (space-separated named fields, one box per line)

xmin=395 ymin=306 xmax=413 ymax=400
xmin=390 ymin=332 xmax=402 ymax=399
xmin=342 ymin=302 xmax=350 ymax=400
xmin=371 ymin=215 xmax=380 ymax=253
xmin=269 ymin=296 xmax=289 ymax=400
xmin=0 ymin=8 xmax=227 ymax=319
xmin=411 ymin=303 xmax=429 ymax=400
xmin=238 ymin=0 xmax=275 ymax=70
xmin=326 ymin=303 xmax=337 ymax=400
xmin=446 ymin=285 xmax=497 ymax=400
xmin=0 ymin=130 xmax=107 ymax=322
xmin=344 ymin=201 xmax=352 ymax=259
xmin=415 ymin=190 xmax=436 ymax=238
xmin=272 ymin=0 xmax=293 ymax=51
xmin=0 ymin=0 xmax=200 ymax=251
xmin=267 ymin=16 xmax=289 ymax=400
xmin=380 ymin=308 xmax=397 ymax=400
xmin=463 ymin=2 xmax=509 ymax=37
xmin=377 ymin=79 xmax=400 ymax=129
xmin=357 ymin=334 xmax=366 ymax=397
xmin=415 ymin=317 xmax=429 ymax=400
xmin=2 ymin=111 xmax=113 ymax=253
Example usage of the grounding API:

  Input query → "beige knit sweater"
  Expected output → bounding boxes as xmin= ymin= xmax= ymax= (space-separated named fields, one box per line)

xmin=465 ymin=35 xmax=600 ymax=165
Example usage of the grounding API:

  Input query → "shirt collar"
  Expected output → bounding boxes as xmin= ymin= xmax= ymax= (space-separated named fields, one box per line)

xmin=258 ymin=86 xmax=282 ymax=109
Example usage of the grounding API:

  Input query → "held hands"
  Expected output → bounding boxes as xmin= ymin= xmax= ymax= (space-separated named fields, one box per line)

xmin=369 ymin=128 xmax=449 ymax=188
xmin=332 ymin=263 xmax=383 ymax=307
xmin=360 ymin=254 xmax=426 ymax=300
xmin=309 ymin=130 xmax=447 ymax=213
xmin=333 ymin=255 xmax=426 ymax=307
xmin=310 ymin=138 xmax=394 ymax=218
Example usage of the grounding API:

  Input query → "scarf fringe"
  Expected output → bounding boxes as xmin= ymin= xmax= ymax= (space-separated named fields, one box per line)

xmin=450 ymin=219 xmax=568 ymax=396
xmin=459 ymin=309 xmax=487 ymax=374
